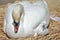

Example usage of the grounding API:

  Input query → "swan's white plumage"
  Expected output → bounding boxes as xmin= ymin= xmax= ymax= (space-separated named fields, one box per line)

xmin=4 ymin=0 xmax=50 ymax=38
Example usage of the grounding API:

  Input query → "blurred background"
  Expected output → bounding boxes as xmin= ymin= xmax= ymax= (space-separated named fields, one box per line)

xmin=0 ymin=0 xmax=60 ymax=40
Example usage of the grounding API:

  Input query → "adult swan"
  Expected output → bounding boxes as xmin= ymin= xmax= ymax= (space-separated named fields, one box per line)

xmin=3 ymin=0 xmax=50 ymax=38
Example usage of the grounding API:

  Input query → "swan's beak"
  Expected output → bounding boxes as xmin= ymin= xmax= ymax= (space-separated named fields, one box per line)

xmin=14 ymin=20 xmax=19 ymax=33
xmin=12 ymin=5 xmax=22 ymax=33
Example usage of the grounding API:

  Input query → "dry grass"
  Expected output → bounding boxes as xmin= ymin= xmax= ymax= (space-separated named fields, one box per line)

xmin=0 ymin=0 xmax=60 ymax=40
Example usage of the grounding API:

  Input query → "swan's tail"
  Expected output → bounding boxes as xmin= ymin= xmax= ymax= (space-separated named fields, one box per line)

xmin=50 ymin=15 xmax=60 ymax=22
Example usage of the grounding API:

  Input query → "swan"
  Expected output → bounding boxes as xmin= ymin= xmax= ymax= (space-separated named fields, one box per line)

xmin=3 ymin=0 xmax=50 ymax=38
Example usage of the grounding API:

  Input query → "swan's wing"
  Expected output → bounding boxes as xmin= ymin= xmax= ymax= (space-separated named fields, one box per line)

xmin=33 ymin=0 xmax=48 ymax=8
xmin=3 ymin=4 xmax=14 ymax=33
xmin=43 ymin=0 xmax=48 ymax=8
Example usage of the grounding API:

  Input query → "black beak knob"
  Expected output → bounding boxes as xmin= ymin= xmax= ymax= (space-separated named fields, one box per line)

xmin=14 ymin=20 xmax=19 ymax=26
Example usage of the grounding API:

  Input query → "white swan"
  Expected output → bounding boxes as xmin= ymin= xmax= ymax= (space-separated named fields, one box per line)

xmin=3 ymin=0 xmax=50 ymax=38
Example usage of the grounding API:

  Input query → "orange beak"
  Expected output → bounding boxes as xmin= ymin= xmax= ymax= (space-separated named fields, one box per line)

xmin=14 ymin=24 xmax=19 ymax=33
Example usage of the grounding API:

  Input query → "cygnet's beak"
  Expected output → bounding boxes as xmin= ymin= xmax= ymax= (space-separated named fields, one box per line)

xmin=12 ymin=5 xmax=22 ymax=33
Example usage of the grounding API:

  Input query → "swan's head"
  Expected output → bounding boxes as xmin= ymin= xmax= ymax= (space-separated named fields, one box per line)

xmin=12 ymin=4 xmax=24 ymax=33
